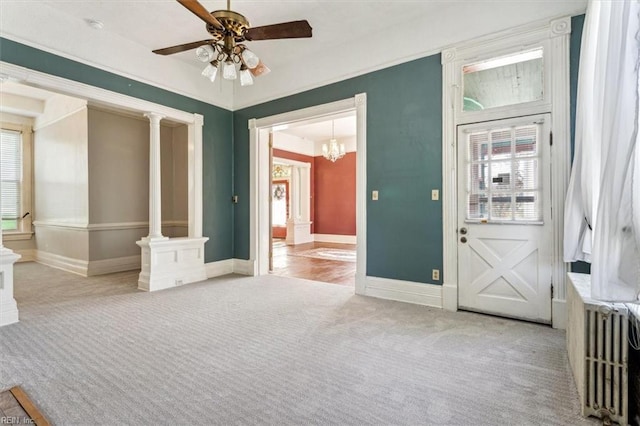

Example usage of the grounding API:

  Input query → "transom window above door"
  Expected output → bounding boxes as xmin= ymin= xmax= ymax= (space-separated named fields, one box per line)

xmin=464 ymin=123 xmax=543 ymax=223
xmin=462 ymin=48 xmax=544 ymax=112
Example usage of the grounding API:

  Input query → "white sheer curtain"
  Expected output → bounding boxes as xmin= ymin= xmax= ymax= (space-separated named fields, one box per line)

xmin=564 ymin=0 xmax=640 ymax=302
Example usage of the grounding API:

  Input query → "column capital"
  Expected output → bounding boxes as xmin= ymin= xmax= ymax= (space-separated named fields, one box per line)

xmin=144 ymin=112 xmax=166 ymax=123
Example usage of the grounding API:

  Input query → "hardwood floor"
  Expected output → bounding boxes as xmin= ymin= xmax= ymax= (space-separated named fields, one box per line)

xmin=270 ymin=240 xmax=356 ymax=286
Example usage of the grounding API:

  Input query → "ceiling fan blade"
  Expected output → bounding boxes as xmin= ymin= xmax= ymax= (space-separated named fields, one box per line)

xmin=244 ymin=20 xmax=312 ymax=41
xmin=153 ymin=39 xmax=214 ymax=55
xmin=176 ymin=0 xmax=224 ymax=30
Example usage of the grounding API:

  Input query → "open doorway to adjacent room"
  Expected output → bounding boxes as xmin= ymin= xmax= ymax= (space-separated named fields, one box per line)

xmin=268 ymin=112 xmax=357 ymax=286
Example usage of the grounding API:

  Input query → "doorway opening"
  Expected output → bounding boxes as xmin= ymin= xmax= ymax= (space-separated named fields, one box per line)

xmin=269 ymin=113 xmax=357 ymax=286
xmin=248 ymin=94 xmax=367 ymax=293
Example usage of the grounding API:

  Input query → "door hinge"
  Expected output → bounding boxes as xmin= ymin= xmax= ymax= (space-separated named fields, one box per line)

xmin=551 ymin=283 xmax=554 ymax=299
xmin=549 ymin=131 xmax=553 ymax=146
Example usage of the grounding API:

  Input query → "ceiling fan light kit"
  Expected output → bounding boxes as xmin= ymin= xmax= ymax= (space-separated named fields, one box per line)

xmin=241 ymin=49 xmax=260 ymax=69
xmin=153 ymin=0 xmax=312 ymax=87
xmin=239 ymin=65 xmax=254 ymax=87
xmin=201 ymin=61 xmax=219 ymax=81
xmin=195 ymin=44 xmax=215 ymax=62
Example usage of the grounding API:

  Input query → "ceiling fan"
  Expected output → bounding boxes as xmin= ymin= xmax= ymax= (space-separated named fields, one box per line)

xmin=153 ymin=0 xmax=312 ymax=86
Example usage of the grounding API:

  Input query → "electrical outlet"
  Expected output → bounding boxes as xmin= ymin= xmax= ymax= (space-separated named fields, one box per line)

xmin=432 ymin=269 xmax=440 ymax=281
xmin=372 ymin=190 xmax=379 ymax=201
xmin=431 ymin=189 xmax=439 ymax=201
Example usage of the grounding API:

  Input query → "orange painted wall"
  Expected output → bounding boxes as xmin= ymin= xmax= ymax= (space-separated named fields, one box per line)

xmin=314 ymin=152 xmax=356 ymax=235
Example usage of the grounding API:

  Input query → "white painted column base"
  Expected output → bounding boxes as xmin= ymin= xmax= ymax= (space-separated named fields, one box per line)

xmin=0 ymin=248 xmax=21 ymax=326
xmin=136 ymin=237 xmax=209 ymax=292
xmin=285 ymin=220 xmax=313 ymax=245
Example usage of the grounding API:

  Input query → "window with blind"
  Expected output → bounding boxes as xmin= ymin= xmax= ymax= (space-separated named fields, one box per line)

xmin=1 ymin=129 xmax=23 ymax=231
xmin=465 ymin=124 xmax=542 ymax=223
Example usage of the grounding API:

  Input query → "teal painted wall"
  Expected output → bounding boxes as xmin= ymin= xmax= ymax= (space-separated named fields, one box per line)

xmin=568 ymin=15 xmax=591 ymax=275
xmin=0 ymin=38 xmax=234 ymax=263
xmin=233 ymin=55 xmax=443 ymax=284
xmin=2 ymin=14 xmax=585 ymax=281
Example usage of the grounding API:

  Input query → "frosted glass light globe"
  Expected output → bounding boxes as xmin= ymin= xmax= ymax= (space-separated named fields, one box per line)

xmin=195 ymin=45 xmax=215 ymax=62
xmin=241 ymin=49 xmax=260 ymax=69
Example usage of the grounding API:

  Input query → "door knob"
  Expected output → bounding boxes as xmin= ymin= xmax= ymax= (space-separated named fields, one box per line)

xmin=460 ymin=227 xmax=468 ymax=235
xmin=460 ymin=236 xmax=467 ymax=243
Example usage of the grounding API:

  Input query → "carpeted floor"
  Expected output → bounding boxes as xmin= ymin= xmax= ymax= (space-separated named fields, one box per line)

xmin=0 ymin=262 xmax=597 ymax=425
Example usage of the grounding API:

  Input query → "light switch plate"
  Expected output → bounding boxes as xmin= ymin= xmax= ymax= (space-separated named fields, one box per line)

xmin=431 ymin=189 xmax=439 ymax=201
xmin=372 ymin=190 xmax=379 ymax=201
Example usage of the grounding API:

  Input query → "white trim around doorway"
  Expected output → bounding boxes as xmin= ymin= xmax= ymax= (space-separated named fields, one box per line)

xmin=440 ymin=16 xmax=572 ymax=329
xmin=248 ymin=94 xmax=368 ymax=294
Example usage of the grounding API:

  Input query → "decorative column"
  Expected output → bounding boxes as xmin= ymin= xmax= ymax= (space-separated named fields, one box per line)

xmin=286 ymin=163 xmax=313 ymax=245
xmin=136 ymin=113 xmax=208 ymax=292
xmin=188 ymin=114 xmax=204 ymax=238
xmin=291 ymin=166 xmax=301 ymax=219
xmin=299 ymin=166 xmax=311 ymax=222
xmin=144 ymin=112 xmax=167 ymax=241
xmin=0 ymin=213 xmax=20 ymax=326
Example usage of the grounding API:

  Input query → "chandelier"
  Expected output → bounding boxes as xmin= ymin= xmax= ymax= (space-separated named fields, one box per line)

xmin=196 ymin=37 xmax=268 ymax=87
xmin=322 ymin=120 xmax=346 ymax=162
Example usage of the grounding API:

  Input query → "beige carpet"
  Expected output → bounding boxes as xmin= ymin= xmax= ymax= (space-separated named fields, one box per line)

xmin=0 ymin=262 xmax=597 ymax=425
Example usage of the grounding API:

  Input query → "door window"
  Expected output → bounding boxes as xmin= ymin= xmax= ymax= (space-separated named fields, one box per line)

xmin=465 ymin=123 xmax=542 ymax=223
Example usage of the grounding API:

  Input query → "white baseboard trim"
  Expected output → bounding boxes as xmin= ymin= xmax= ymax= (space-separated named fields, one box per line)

xmin=205 ymin=259 xmax=256 ymax=278
xmin=552 ymin=298 xmax=566 ymax=330
xmin=205 ymin=259 xmax=234 ymax=278
xmin=87 ymin=255 xmax=141 ymax=276
xmin=313 ymin=234 xmax=357 ymax=244
xmin=35 ymin=250 xmax=89 ymax=276
xmin=233 ymin=259 xmax=255 ymax=275
xmin=364 ymin=276 xmax=443 ymax=308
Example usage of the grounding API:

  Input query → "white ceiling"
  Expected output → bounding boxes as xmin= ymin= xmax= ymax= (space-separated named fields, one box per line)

xmin=0 ymin=0 xmax=587 ymax=111
xmin=278 ymin=113 xmax=356 ymax=142
xmin=0 ymin=81 xmax=55 ymax=117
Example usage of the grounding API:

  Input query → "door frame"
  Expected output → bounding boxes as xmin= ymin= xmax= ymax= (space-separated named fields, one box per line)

xmin=441 ymin=16 xmax=572 ymax=329
xmin=248 ymin=94 xmax=367 ymax=294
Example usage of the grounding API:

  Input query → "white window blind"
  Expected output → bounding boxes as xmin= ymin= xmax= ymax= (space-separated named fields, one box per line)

xmin=466 ymin=123 xmax=542 ymax=223
xmin=1 ymin=129 xmax=22 ymax=221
